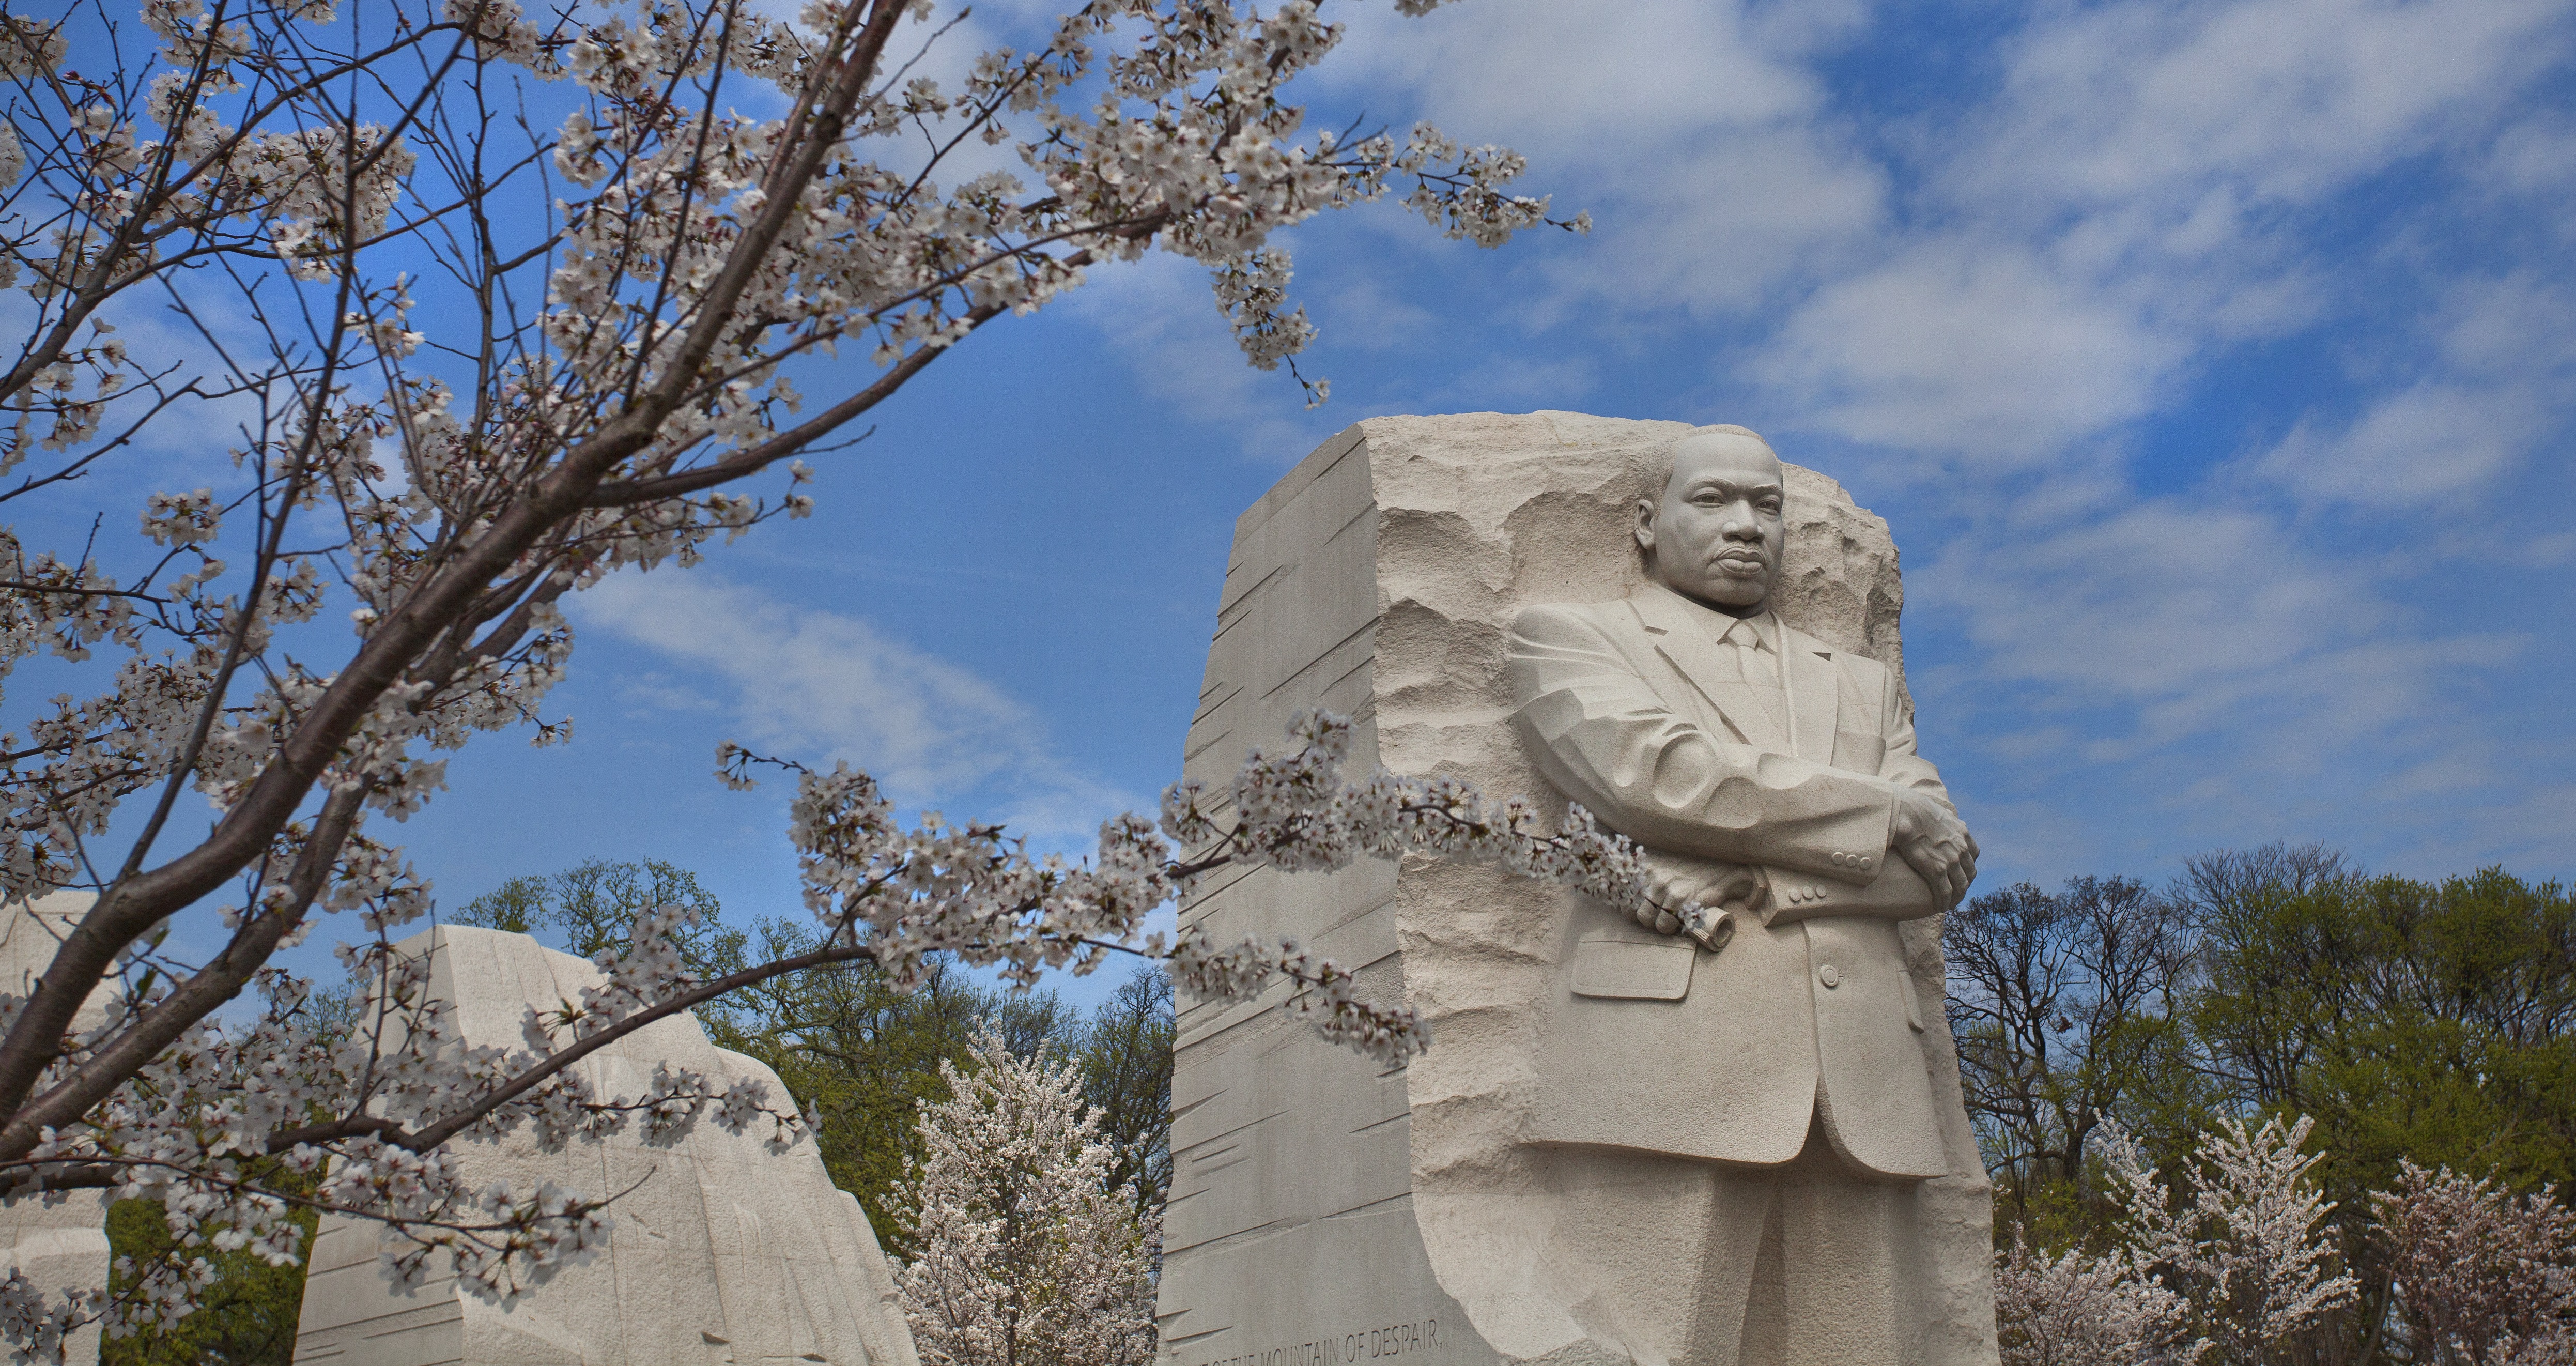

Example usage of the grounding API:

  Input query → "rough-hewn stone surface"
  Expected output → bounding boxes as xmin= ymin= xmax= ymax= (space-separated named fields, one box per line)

xmin=1157 ymin=412 xmax=1996 ymax=1366
xmin=291 ymin=925 xmax=920 ymax=1366
xmin=0 ymin=893 xmax=114 ymax=1366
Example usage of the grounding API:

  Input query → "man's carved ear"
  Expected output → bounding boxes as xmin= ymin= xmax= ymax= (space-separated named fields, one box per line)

xmin=1633 ymin=497 xmax=1658 ymax=555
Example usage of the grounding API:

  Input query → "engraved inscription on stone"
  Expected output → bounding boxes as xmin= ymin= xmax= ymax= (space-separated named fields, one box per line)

xmin=1182 ymin=1315 xmax=1444 ymax=1366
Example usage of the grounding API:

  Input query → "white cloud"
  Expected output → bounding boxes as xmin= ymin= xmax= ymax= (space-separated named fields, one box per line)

xmin=1061 ymin=0 xmax=1884 ymax=443
xmin=1059 ymin=253 xmax=1338 ymax=461
xmin=1321 ymin=0 xmax=1887 ymax=318
xmin=2255 ymin=272 xmax=2576 ymax=509
xmin=1759 ymin=0 xmax=2569 ymax=456
xmin=1955 ymin=0 xmax=2564 ymax=213
xmin=2481 ymin=112 xmax=2576 ymax=200
xmin=1754 ymin=241 xmax=2195 ymax=459
xmin=1908 ymin=482 xmax=2536 ymax=873
xmin=576 ymin=572 xmax=1131 ymax=839
xmin=2259 ymin=382 xmax=2549 ymax=509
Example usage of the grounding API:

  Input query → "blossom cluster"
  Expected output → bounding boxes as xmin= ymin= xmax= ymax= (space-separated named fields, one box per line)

xmin=1998 ymin=1116 xmax=2356 ymax=1366
xmin=1993 ymin=1235 xmax=2197 ymax=1366
xmin=894 ymin=1029 xmax=1156 ymax=1366
xmin=2102 ymin=1115 xmax=2358 ymax=1363
xmin=745 ymin=708 xmax=1654 ymax=1066
xmin=0 ymin=0 xmax=1584 ymax=1349
xmin=2372 ymin=1161 xmax=2575 ymax=1363
xmin=1997 ymin=1116 xmax=2576 ymax=1365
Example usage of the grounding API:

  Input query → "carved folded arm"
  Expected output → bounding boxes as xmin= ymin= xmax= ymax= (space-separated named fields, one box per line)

xmin=1507 ymin=605 xmax=1896 ymax=880
xmin=1872 ymin=659 xmax=1957 ymax=812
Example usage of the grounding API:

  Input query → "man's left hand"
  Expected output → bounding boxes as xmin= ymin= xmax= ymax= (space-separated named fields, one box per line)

xmin=1639 ymin=852 xmax=1762 ymax=934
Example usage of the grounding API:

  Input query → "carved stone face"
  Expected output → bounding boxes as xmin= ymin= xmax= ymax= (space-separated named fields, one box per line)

xmin=1634 ymin=432 xmax=1785 ymax=615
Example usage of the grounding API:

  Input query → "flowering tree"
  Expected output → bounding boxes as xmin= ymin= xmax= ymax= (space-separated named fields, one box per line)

xmin=2373 ymin=1161 xmax=2576 ymax=1365
xmin=2103 ymin=1116 xmax=2358 ymax=1365
xmin=0 ymin=0 xmax=1637 ymax=1354
xmin=1998 ymin=1123 xmax=2576 ymax=1365
xmin=894 ymin=1028 xmax=1153 ymax=1366
xmin=1992 ymin=1233 xmax=2200 ymax=1366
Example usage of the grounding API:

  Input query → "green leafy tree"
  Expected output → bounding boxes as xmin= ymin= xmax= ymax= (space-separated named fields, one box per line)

xmin=451 ymin=859 xmax=749 ymax=1024
xmin=2186 ymin=859 xmax=2576 ymax=1362
xmin=709 ymin=919 xmax=1168 ymax=1260
xmin=102 ymin=1195 xmax=317 ymax=1366
xmin=452 ymin=857 xmax=741 ymax=963
xmin=2187 ymin=862 xmax=2576 ymax=1199
xmin=1958 ymin=843 xmax=2576 ymax=1362
xmin=99 ymin=977 xmax=361 ymax=1365
xmin=710 ymin=918 xmax=1000 ymax=1261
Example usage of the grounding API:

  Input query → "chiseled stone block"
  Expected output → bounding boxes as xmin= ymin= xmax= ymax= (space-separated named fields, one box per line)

xmin=291 ymin=925 xmax=919 ymax=1366
xmin=0 ymin=893 xmax=116 ymax=1366
xmin=1158 ymin=413 xmax=1997 ymax=1366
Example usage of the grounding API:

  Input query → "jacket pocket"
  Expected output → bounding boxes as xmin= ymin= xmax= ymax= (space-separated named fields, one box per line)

xmin=1833 ymin=729 xmax=1887 ymax=775
xmin=1570 ymin=932 xmax=1697 ymax=1001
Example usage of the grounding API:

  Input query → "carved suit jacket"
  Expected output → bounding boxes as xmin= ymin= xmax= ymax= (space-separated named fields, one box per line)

xmin=1507 ymin=584 xmax=1958 ymax=1179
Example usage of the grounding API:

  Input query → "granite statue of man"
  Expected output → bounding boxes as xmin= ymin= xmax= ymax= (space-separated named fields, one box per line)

xmin=1506 ymin=423 xmax=1981 ymax=1364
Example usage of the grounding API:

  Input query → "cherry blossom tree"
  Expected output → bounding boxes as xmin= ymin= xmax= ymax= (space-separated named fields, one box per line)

xmin=2373 ymin=1161 xmax=2576 ymax=1365
xmin=894 ymin=1027 xmax=1153 ymax=1366
xmin=0 ymin=0 xmax=1637 ymax=1353
xmin=1992 ymin=1231 xmax=2201 ymax=1366
xmin=2103 ymin=1115 xmax=2358 ymax=1365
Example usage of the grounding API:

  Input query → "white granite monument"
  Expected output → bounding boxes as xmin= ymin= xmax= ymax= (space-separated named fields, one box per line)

xmin=0 ymin=893 xmax=115 ymax=1366
xmin=1155 ymin=413 xmax=1999 ymax=1366
xmin=292 ymin=925 xmax=921 ymax=1366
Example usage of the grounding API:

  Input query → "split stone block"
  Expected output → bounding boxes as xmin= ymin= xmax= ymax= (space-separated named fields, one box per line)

xmin=292 ymin=925 xmax=919 ymax=1366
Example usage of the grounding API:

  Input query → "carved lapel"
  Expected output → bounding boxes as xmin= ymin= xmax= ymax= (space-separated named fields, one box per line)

xmin=1782 ymin=626 xmax=1841 ymax=765
xmin=1626 ymin=588 xmax=1789 ymax=751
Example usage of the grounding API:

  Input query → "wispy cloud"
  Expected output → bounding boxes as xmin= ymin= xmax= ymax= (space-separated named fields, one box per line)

xmin=1325 ymin=0 xmax=1885 ymax=322
xmin=952 ymin=0 xmax=2576 ymax=881
xmin=1058 ymin=254 xmax=1339 ymax=461
xmin=1288 ymin=0 xmax=2576 ymax=879
xmin=576 ymin=572 xmax=1132 ymax=842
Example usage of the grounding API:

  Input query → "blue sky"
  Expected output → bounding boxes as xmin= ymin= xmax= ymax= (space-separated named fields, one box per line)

xmin=23 ymin=0 xmax=2576 ymax=1007
xmin=412 ymin=0 xmax=2576 ymax=1006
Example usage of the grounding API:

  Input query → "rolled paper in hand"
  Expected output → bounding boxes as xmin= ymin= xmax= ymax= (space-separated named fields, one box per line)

xmin=1679 ymin=904 xmax=1735 ymax=954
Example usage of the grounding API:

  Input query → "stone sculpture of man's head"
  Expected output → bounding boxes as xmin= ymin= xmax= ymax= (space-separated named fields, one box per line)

xmin=1634 ymin=424 xmax=1785 ymax=617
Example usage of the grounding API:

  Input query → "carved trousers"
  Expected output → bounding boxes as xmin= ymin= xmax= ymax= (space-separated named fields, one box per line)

xmin=1539 ymin=1115 xmax=1930 ymax=1366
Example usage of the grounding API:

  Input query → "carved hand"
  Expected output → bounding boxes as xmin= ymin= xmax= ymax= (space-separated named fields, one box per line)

xmin=1890 ymin=788 xmax=1979 ymax=910
xmin=1638 ymin=853 xmax=1762 ymax=937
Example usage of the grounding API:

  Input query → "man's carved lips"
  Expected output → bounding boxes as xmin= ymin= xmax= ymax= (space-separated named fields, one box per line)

xmin=1713 ymin=550 xmax=1768 ymax=574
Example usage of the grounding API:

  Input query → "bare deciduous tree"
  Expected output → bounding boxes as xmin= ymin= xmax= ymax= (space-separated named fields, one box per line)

xmin=1944 ymin=874 xmax=2198 ymax=1228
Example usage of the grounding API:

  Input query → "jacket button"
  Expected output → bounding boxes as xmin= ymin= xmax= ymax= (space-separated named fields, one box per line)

xmin=1818 ymin=964 xmax=1841 ymax=989
xmin=1858 ymin=856 xmax=1872 ymax=870
xmin=1831 ymin=851 xmax=1848 ymax=866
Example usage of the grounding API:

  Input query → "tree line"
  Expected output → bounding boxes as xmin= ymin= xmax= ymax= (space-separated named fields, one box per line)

xmin=106 ymin=843 xmax=2572 ymax=1364
xmin=1949 ymin=843 xmax=2576 ymax=1362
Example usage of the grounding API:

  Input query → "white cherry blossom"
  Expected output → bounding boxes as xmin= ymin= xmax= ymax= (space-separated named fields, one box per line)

xmin=0 ymin=0 xmax=1599 ymax=1349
